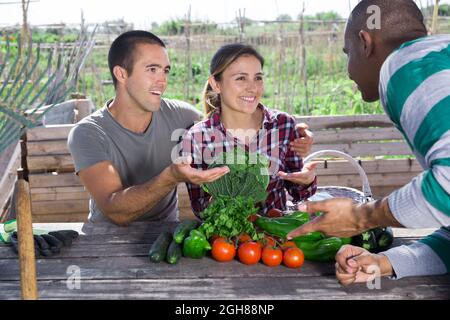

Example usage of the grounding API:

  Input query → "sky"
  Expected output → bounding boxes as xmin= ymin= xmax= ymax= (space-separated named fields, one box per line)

xmin=0 ymin=0 xmax=448 ymax=28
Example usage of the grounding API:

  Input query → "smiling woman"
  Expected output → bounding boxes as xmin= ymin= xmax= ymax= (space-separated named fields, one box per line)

xmin=181 ymin=43 xmax=318 ymax=218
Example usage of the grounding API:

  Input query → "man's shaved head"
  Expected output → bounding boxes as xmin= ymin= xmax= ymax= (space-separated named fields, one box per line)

xmin=343 ymin=0 xmax=428 ymax=102
xmin=348 ymin=0 xmax=427 ymax=51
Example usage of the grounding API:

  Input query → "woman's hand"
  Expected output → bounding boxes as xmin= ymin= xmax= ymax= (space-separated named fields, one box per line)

xmin=277 ymin=161 xmax=318 ymax=186
xmin=290 ymin=123 xmax=313 ymax=157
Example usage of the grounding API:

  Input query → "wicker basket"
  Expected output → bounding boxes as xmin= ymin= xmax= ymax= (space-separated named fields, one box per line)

xmin=288 ymin=150 xmax=374 ymax=209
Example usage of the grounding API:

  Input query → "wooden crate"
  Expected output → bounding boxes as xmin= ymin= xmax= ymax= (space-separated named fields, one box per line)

xmin=25 ymin=124 xmax=196 ymax=221
xmin=295 ymin=114 xmax=422 ymax=197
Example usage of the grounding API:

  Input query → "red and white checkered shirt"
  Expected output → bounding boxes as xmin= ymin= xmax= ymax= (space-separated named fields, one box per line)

xmin=180 ymin=104 xmax=317 ymax=217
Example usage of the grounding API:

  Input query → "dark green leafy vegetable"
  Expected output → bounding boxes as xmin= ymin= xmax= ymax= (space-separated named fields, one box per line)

xmin=202 ymin=147 xmax=270 ymax=203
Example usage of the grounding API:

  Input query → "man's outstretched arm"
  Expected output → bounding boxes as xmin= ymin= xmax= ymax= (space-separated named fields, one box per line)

xmin=79 ymin=157 xmax=229 ymax=226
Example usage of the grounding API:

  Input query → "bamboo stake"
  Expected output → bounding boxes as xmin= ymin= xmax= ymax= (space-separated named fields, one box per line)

xmin=15 ymin=178 xmax=38 ymax=300
xmin=431 ymin=0 xmax=440 ymax=34
xmin=299 ymin=2 xmax=308 ymax=114
xmin=184 ymin=5 xmax=192 ymax=102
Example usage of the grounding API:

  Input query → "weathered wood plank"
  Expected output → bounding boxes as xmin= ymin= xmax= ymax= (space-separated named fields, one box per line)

xmin=30 ymin=186 xmax=86 ymax=194
xmin=31 ymin=213 xmax=88 ymax=223
xmin=311 ymin=142 xmax=413 ymax=157
xmin=0 ymin=254 xmax=337 ymax=281
xmin=314 ymin=158 xmax=421 ymax=176
xmin=0 ymin=222 xmax=442 ymax=300
xmin=26 ymin=140 xmax=69 ymax=156
xmin=313 ymin=127 xmax=404 ymax=144
xmin=31 ymin=200 xmax=89 ymax=215
xmin=0 ymin=235 xmax=427 ymax=260
xmin=370 ymin=186 xmax=399 ymax=198
xmin=27 ymin=155 xmax=74 ymax=172
xmin=29 ymin=173 xmax=81 ymax=188
xmin=27 ymin=223 xmax=435 ymax=238
xmin=0 ymin=141 xmax=21 ymax=214
xmin=26 ymin=124 xmax=74 ymax=141
xmin=31 ymin=191 xmax=89 ymax=202
xmin=295 ymin=114 xmax=393 ymax=130
xmin=318 ymin=172 xmax=416 ymax=188
xmin=1 ymin=274 xmax=449 ymax=300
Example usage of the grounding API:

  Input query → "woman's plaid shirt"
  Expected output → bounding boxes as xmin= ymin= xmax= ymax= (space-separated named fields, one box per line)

xmin=180 ymin=104 xmax=317 ymax=217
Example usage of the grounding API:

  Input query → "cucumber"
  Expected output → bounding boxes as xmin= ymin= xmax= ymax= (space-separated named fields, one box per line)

xmin=173 ymin=219 xmax=199 ymax=244
xmin=149 ymin=232 xmax=172 ymax=263
xmin=166 ymin=239 xmax=182 ymax=264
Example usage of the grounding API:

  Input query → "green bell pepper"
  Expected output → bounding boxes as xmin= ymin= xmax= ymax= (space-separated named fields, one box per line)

xmin=182 ymin=229 xmax=211 ymax=259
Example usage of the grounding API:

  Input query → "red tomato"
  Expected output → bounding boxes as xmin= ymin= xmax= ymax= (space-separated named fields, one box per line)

xmin=267 ymin=208 xmax=283 ymax=218
xmin=283 ymin=247 xmax=305 ymax=268
xmin=264 ymin=235 xmax=276 ymax=247
xmin=261 ymin=246 xmax=283 ymax=267
xmin=238 ymin=242 xmax=262 ymax=265
xmin=247 ymin=214 xmax=259 ymax=222
xmin=209 ymin=235 xmax=220 ymax=245
xmin=238 ymin=233 xmax=252 ymax=244
xmin=280 ymin=241 xmax=298 ymax=252
xmin=211 ymin=238 xmax=236 ymax=262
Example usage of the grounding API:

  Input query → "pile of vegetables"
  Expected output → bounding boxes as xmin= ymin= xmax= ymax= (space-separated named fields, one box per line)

xmin=255 ymin=211 xmax=352 ymax=262
xmin=149 ymin=147 xmax=270 ymax=265
xmin=148 ymin=147 xmax=394 ymax=266
xmin=197 ymin=147 xmax=271 ymax=242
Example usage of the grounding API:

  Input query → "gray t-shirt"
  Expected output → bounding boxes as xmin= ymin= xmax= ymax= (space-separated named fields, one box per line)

xmin=67 ymin=98 xmax=202 ymax=223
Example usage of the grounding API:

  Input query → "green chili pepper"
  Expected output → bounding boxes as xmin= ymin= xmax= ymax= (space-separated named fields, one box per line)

xmin=182 ymin=229 xmax=211 ymax=259
xmin=282 ymin=211 xmax=310 ymax=223
xmin=255 ymin=215 xmax=324 ymax=241
xmin=292 ymin=232 xmax=325 ymax=243
xmin=255 ymin=217 xmax=305 ymax=238
xmin=340 ymin=237 xmax=352 ymax=245
xmin=293 ymin=237 xmax=344 ymax=262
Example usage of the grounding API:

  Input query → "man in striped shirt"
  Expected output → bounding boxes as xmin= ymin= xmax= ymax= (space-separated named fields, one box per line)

xmin=287 ymin=0 xmax=450 ymax=283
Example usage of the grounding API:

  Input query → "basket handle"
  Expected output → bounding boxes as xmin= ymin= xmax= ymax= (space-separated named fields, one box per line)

xmin=303 ymin=149 xmax=373 ymax=200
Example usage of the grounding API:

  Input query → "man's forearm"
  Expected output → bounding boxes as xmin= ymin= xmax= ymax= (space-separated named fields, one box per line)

xmin=357 ymin=197 xmax=404 ymax=230
xmin=102 ymin=166 xmax=178 ymax=225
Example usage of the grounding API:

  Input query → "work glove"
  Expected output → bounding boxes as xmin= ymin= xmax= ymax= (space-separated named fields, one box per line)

xmin=9 ymin=230 xmax=79 ymax=257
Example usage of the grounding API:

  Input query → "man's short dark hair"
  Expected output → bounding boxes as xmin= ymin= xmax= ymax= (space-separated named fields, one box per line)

xmin=349 ymin=0 xmax=427 ymax=50
xmin=108 ymin=30 xmax=166 ymax=87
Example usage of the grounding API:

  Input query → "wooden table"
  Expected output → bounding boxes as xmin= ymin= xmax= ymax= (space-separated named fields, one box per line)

xmin=0 ymin=222 xmax=449 ymax=300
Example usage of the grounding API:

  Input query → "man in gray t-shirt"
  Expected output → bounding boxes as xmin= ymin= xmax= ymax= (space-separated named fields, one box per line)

xmin=68 ymin=98 xmax=201 ymax=223
xmin=67 ymin=31 xmax=229 ymax=225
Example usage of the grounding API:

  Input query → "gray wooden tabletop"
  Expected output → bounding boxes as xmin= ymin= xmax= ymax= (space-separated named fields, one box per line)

xmin=0 ymin=222 xmax=449 ymax=300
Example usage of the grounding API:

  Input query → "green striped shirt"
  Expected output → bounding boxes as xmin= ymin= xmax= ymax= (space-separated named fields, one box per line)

xmin=379 ymin=35 xmax=450 ymax=276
